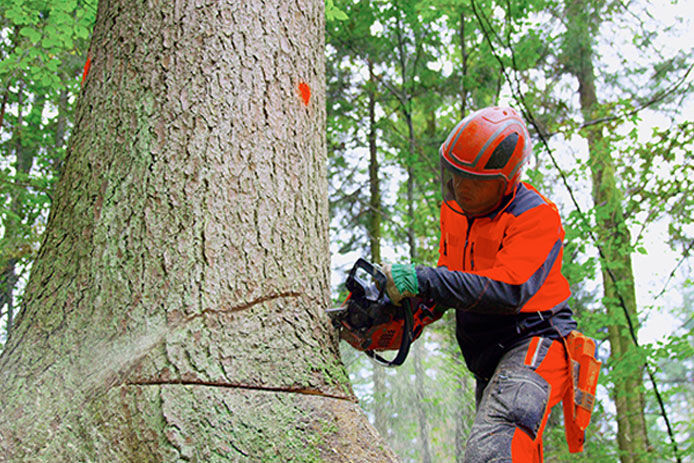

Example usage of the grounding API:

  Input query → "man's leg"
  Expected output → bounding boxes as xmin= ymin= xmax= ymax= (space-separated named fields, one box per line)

xmin=464 ymin=337 xmax=570 ymax=463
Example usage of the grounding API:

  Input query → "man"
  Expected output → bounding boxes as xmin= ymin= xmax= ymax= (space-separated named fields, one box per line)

xmin=383 ymin=106 xmax=583 ymax=462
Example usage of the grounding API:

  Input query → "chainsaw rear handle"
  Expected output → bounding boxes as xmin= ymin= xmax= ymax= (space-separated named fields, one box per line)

xmin=346 ymin=257 xmax=387 ymax=302
xmin=366 ymin=298 xmax=414 ymax=367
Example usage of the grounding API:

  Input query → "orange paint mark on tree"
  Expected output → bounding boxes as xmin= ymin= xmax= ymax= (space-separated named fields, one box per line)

xmin=298 ymin=81 xmax=311 ymax=106
xmin=81 ymin=56 xmax=92 ymax=86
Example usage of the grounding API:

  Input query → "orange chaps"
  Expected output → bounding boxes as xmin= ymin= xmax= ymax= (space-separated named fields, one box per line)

xmin=464 ymin=337 xmax=570 ymax=462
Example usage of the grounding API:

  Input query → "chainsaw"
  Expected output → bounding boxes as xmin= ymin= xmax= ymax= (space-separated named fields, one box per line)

xmin=327 ymin=258 xmax=442 ymax=367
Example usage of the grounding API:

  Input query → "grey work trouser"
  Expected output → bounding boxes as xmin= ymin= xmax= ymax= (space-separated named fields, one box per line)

xmin=464 ymin=337 xmax=569 ymax=463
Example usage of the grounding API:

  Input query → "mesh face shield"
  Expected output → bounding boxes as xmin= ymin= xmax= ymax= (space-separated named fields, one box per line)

xmin=440 ymin=156 xmax=508 ymax=217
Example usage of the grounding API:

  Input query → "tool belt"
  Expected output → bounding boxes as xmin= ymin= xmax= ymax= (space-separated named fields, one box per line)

xmin=561 ymin=330 xmax=602 ymax=453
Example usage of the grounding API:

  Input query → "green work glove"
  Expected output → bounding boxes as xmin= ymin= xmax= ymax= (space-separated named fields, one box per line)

xmin=381 ymin=263 xmax=419 ymax=305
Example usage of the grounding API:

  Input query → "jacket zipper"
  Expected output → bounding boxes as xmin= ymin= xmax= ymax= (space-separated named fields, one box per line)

xmin=463 ymin=218 xmax=474 ymax=270
xmin=470 ymin=242 xmax=475 ymax=270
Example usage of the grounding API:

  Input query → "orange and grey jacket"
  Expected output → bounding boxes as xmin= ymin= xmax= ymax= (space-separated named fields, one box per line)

xmin=416 ymin=182 xmax=577 ymax=379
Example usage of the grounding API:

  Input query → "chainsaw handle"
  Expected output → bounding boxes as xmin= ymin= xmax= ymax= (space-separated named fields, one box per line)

xmin=366 ymin=298 xmax=414 ymax=367
xmin=347 ymin=258 xmax=387 ymax=302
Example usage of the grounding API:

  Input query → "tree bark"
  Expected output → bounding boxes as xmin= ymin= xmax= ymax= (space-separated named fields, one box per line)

xmin=0 ymin=1 xmax=397 ymax=461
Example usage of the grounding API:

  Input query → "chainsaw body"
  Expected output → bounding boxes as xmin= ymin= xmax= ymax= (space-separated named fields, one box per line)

xmin=328 ymin=258 xmax=441 ymax=366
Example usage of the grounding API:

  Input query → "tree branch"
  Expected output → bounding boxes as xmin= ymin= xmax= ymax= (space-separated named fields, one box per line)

xmin=652 ymin=240 xmax=694 ymax=302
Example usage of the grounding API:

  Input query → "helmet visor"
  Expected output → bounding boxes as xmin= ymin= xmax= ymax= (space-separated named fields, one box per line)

xmin=441 ymin=161 xmax=465 ymax=215
xmin=441 ymin=158 xmax=507 ymax=217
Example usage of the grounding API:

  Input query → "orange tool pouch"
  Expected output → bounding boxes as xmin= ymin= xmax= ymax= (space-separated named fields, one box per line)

xmin=561 ymin=331 xmax=602 ymax=453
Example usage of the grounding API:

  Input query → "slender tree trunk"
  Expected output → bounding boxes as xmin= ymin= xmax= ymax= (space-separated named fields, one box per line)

xmin=0 ymin=84 xmax=24 ymax=340
xmin=367 ymin=61 xmax=390 ymax=438
xmin=53 ymin=88 xmax=70 ymax=176
xmin=0 ymin=27 xmax=20 ymax=133
xmin=0 ymin=35 xmax=16 ymax=331
xmin=0 ymin=85 xmax=8 ymax=134
xmin=367 ymin=62 xmax=382 ymax=268
xmin=455 ymin=369 xmax=470 ymax=463
xmin=459 ymin=12 xmax=468 ymax=119
xmin=1 ymin=87 xmax=45 ymax=340
xmin=0 ymin=1 xmax=397 ymax=461
xmin=406 ymin=112 xmax=417 ymax=261
xmin=391 ymin=7 xmax=433 ymax=458
xmin=373 ymin=364 xmax=389 ymax=435
xmin=413 ymin=341 xmax=433 ymax=463
xmin=564 ymin=1 xmax=650 ymax=461
xmin=451 ymin=49 xmax=474 ymax=461
xmin=404 ymin=108 xmax=434 ymax=462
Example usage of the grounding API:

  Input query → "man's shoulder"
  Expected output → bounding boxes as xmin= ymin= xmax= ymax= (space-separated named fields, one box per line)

xmin=505 ymin=182 xmax=557 ymax=218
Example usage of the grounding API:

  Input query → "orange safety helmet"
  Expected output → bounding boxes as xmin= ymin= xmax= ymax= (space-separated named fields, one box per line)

xmin=440 ymin=106 xmax=532 ymax=214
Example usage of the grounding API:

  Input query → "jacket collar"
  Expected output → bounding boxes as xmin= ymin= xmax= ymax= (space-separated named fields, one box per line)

xmin=481 ymin=182 xmax=521 ymax=220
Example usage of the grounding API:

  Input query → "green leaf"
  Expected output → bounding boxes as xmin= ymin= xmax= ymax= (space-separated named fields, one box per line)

xmin=74 ymin=24 xmax=90 ymax=40
xmin=5 ymin=3 xmax=27 ymax=25
xmin=19 ymin=26 xmax=41 ymax=43
xmin=61 ymin=36 xmax=75 ymax=50
xmin=325 ymin=0 xmax=348 ymax=22
xmin=41 ymin=36 xmax=59 ymax=49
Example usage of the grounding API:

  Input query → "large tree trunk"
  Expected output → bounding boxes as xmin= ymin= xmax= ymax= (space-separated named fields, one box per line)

xmin=563 ymin=1 xmax=650 ymax=461
xmin=0 ymin=1 xmax=397 ymax=461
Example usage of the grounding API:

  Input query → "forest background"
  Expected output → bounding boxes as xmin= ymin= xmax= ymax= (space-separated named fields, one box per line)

xmin=0 ymin=0 xmax=691 ymax=462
